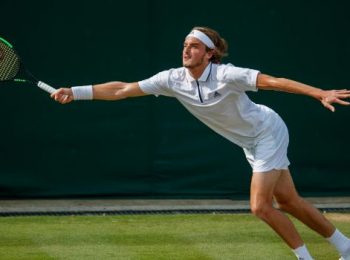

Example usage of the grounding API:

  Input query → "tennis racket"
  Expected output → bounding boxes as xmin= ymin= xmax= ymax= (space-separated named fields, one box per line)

xmin=0 ymin=36 xmax=56 ymax=94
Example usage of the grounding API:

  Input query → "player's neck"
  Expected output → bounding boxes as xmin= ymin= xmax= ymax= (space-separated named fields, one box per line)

xmin=187 ymin=61 xmax=210 ymax=80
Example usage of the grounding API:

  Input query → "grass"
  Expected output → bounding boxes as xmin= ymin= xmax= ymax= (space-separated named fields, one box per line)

xmin=0 ymin=213 xmax=349 ymax=259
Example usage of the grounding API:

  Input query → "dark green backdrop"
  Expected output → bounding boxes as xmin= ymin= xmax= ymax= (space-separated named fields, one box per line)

xmin=1 ymin=0 xmax=349 ymax=198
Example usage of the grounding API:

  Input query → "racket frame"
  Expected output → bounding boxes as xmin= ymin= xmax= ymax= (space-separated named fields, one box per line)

xmin=0 ymin=37 xmax=56 ymax=94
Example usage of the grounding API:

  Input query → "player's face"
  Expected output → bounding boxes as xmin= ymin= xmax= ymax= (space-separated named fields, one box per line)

xmin=182 ymin=37 xmax=211 ymax=69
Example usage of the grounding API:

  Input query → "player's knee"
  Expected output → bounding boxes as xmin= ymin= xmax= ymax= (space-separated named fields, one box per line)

xmin=250 ymin=201 xmax=272 ymax=219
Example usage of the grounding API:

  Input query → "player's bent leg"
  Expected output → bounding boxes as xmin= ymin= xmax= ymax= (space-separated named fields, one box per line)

xmin=250 ymin=169 xmax=304 ymax=249
xmin=273 ymin=169 xmax=350 ymax=259
xmin=273 ymin=169 xmax=335 ymax=237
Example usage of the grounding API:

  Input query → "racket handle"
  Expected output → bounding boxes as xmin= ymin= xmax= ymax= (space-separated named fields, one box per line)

xmin=37 ymin=81 xmax=56 ymax=94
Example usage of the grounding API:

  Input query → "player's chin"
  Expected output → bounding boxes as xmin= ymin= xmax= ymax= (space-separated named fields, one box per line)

xmin=183 ymin=58 xmax=190 ymax=66
xmin=183 ymin=61 xmax=192 ymax=68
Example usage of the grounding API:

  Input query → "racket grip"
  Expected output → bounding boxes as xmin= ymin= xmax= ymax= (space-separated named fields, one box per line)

xmin=37 ymin=81 xmax=56 ymax=94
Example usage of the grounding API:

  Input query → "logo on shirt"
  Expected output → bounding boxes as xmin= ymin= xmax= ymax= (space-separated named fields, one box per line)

xmin=213 ymin=91 xmax=221 ymax=98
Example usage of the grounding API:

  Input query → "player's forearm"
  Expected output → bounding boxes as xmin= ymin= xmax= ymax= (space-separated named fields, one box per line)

xmin=92 ymin=81 xmax=146 ymax=100
xmin=92 ymin=81 xmax=128 ymax=100
xmin=51 ymin=82 xmax=146 ymax=104
xmin=257 ymin=74 xmax=324 ymax=100
xmin=272 ymin=78 xmax=323 ymax=100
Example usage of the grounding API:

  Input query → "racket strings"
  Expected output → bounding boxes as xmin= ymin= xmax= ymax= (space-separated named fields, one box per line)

xmin=0 ymin=41 xmax=20 ymax=81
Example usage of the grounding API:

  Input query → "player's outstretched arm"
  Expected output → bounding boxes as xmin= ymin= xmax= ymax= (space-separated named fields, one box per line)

xmin=257 ymin=73 xmax=350 ymax=112
xmin=51 ymin=82 xmax=147 ymax=104
xmin=92 ymin=82 xmax=147 ymax=100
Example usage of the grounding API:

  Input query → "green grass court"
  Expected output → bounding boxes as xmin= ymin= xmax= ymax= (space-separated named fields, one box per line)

xmin=0 ymin=213 xmax=349 ymax=259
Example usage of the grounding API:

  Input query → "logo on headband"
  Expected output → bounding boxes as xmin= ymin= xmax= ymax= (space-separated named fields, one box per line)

xmin=187 ymin=30 xmax=215 ymax=49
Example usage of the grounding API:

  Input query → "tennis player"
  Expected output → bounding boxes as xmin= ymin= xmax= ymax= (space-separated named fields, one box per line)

xmin=51 ymin=27 xmax=350 ymax=260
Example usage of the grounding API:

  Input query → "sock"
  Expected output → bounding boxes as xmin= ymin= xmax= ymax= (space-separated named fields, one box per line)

xmin=327 ymin=229 xmax=350 ymax=257
xmin=292 ymin=244 xmax=314 ymax=260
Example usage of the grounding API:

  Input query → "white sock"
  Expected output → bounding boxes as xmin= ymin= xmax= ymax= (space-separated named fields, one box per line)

xmin=327 ymin=229 xmax=350 ymax=257
xmin=292 ymin=244 xmax=314 ymax=260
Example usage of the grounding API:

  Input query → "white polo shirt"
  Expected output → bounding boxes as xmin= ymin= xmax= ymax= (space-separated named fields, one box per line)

xmin=138 ymin=63 xmax=276 ymax=149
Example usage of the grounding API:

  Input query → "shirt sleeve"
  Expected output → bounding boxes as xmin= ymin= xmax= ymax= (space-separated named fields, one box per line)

xmin=222 ymin=64 xmax=260 ymax=92
xmin=138 ymin=70 xmax=173 ymax=97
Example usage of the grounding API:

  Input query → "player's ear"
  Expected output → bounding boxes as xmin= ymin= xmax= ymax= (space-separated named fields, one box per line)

xmin=206 ymin=49 xmax=214 ymax=60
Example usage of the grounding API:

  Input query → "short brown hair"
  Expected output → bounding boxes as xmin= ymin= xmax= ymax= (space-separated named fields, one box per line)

xmin=192 ymin=26 xmax=228 ymax=64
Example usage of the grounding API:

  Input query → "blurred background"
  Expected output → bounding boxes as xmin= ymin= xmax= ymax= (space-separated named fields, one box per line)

xmin=0 ymin=0 xmax=349 ymax=198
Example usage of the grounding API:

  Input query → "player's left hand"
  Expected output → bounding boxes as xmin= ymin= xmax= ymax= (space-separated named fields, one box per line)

xmin=320 ymin=89 xmax=350 ymax=112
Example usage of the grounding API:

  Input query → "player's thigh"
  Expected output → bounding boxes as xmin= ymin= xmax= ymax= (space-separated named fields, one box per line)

xmin=250 ymin=169 xmax=282 ymax=206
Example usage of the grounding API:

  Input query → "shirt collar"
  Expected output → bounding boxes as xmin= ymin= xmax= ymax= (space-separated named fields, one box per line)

xmin=186 ymin=62 xmax=212 ymax=82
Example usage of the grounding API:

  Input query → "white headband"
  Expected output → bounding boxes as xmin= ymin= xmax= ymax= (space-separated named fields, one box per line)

xmin=186 ymin=30 xmax=215 ymax=49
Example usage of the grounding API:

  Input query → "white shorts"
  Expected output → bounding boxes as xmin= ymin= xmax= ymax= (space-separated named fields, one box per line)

xmin=243 ymin=112 xmax=290 ymax=173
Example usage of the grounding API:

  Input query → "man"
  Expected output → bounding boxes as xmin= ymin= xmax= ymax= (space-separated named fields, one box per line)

xmin=51 ymin=27 xmax=350 ymax=259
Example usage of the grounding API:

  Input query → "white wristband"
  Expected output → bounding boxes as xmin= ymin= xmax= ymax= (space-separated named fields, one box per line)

xmin=71 ymin=85 xmax=93 ymax=100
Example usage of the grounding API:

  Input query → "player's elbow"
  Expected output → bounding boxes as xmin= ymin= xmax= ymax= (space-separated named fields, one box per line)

xmin=105 ymin=81 xmax=129 ymax=100
xmin=104 ymin=82 xmax=143 ymax=100
xmin=120 ymin=82 xmax=145 ymax=98
xmin=115 ymin=88 xmax=129 ymax=100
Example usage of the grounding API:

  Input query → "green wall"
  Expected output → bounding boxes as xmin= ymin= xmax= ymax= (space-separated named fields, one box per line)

xmin=0 ymin=0 xmax=349 ymax=198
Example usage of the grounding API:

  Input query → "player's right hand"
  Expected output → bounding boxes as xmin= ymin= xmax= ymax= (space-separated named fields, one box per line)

xmin=51 ymin=88 xmax=74 ymax=104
